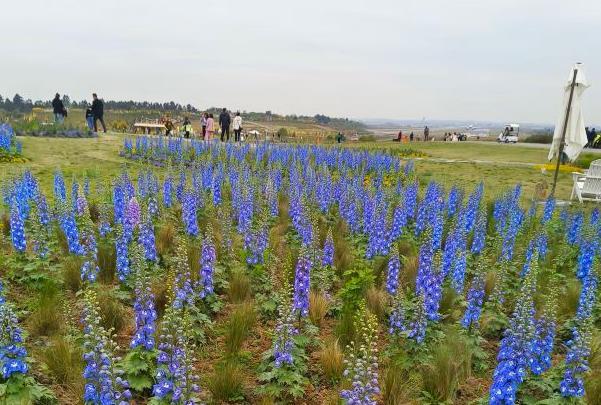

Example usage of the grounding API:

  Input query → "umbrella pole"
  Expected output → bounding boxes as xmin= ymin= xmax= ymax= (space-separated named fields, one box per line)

xmin=551 ymin=68 xmax=579 ymax=197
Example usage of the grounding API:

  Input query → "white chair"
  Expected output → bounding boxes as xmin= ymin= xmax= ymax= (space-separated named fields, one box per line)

xmin=571 ymin=172 xmax=601 ymax=203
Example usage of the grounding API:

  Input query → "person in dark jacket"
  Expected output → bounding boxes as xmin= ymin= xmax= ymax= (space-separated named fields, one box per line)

xmin=85 ymin=108 xmax=94 ymax=130
xmin=91 ymin=93 xmax=107 ymax=133
xmin=52 ymin=93 xmax=66 ymax=124
xmin=219 ymin=108 xmax=231 ymax=142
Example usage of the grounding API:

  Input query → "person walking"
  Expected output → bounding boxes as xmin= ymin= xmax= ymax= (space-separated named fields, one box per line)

xmin=219 ymin=108 xmax=231 ymax=141
xmin=233 ymin=112 xmax=242 ymax=142
xmin=201 ymin=113 xmax=208 ymax=140
xmin=52 ymin=93 xmax=66 ymax=124
xmin=424 ymin=126 xmax=430 ymax=142
xmin=91 ymin=93 xmax=107 ymax=133
xmin=206 ymin=113 xmax=215 ymax=140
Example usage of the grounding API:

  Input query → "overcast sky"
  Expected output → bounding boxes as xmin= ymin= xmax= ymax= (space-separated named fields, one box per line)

xmin=1 ymin=0 xmax=600 ymax=124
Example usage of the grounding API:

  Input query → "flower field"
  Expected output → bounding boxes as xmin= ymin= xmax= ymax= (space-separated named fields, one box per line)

xmin=0 ymin=124 xmax=25 ymax=163
xmin=0 ymin=135 xmax=600 ymax=404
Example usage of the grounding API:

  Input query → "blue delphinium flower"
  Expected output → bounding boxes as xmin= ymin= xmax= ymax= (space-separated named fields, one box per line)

xmin=244 ymin=224 xmax=268 ymax=265
xmin=163 ymin=175 xmax=173 ymax=208
xmin=575 ymin=271 xmax=598 ymax=321
xmin=529 ymin=316 xmax=556 ymax=375
xmin=446 ymin=186 xmax=462 ymax=218
xmin=54 ymin=170 xmax=67 ymax=202
xmin=198 ymin=229 xmax=217 ymax=299
xmin=408 ymin=294 xmax=428 ymax=344
xmin=386 ymin=250 xmax=401 ymax=296
xmin=115 ymin=225 xmax=130 ymax=282
xmin=567 ymin=213 xmax=583 ymax=245
xmin=471 ymin=212 xmax=487 ymax=255
xmin=0 ymin=302 xmax=29 ymax=379
xmin=541 ymin=196 xmax=555 ymax=223
xmin=576 ymin=237 xmax=596 ymax=281
xmin=388 ymin=294 xmax=406 ymax=336
xmin=292 ymin=247 xmax=312 ymax=318
xmin=322 ymin=228 xmax=335 ymax=267
xmin=172 ymin=238 xmax=195 ymax=310
xmin=130 ymin=248 xmax=157 ymax=351
xmin=340 ymin=309 xmax=380 ymax=405
xmin=560 ymin=319 xmax=593 ymax=398
xmin=272 ymin=309 xmax=298 ymax=368
xmin=147 ymin=195 xmax=159 ymax=218
xmin=138 ymin=217 xmax=158 ymax=262
xmin=461 ymin=272 xmax=486 ymax=330
xmin=80 ymin=216 xmax=100 ymax=283
xmin=81 ymin=289 xmax=131 ymax=404
xmin=451 ymin=249 xmax=467 ymax=293
xmin=60 ymin=205 xmax=84 ymax=255
xmin=153 ymin=305 xmax=200 ymax=403
xmin=182 ymin=192 xmax=199 ymax=237
xmin=489 ymin=255 xmax=537 ymax=405
xmin=9 ymin=201 xmax=26 ymax=253
xmin=464 ymin=182 xmax=483 ymax=232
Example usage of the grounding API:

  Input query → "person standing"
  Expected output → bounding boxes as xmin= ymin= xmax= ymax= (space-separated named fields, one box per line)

xmin=201 ymin=113 xmax=208 ymax=140
xmin=182 ymin=116 xmax=192 ymax=139
xmin=52 ymin=93 xmax=66 ymax=124
xmin=219 ymin=108 xmax=231 ymax=141
xmin=409 ymin=132 xmax=414 ymax=142
xmin=91 ymin=93 xmax=107 ymax=133
xmin=233 ymin=112 xmax=242 ymax=142
xmin=424 ymin=126 xmax=430 ymax=142
xmin=206 ymin=113 xmax=215 ymax=140
xmin=85 ymin=107 xmax=94 ymax=130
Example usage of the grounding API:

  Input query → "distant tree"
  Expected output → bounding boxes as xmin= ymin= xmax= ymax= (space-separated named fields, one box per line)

xmin=62 ymin=94 xmax=71 ymax=107
xmin=0 ymin=95 xmax=3 ymax=103
xmin=12 ymin=93 xmax=24 ymax=106
xmin=314 ymin=114 xmax=331 ymax=125
xmin=277 ymin=127 xmax=289 ymax=138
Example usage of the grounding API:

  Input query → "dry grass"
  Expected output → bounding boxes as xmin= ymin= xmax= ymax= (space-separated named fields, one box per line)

xmin=224 ymin=302 xmax=256 ymax=355
xmin=28 ymin=287 xmax=63 ymax=336
xmin=97 ymin=289 xmax=128 ymax=333
xmin=208 ymin=360 xmax=245 ymax=403
xmin=365 ymin=286 xmax=386 ymax=321
xmin=156 ymin=221 xmax=175 ymax=256
xmin=318 ymin=339 xmax=344 ymax=383
xmin=41 ymin=336 xmax=85 ymax=401
xmin=309 ymin=290 xmax=329 ymax=327
xmin=97 ymin=241 xmax=116 ymax=283
xmin=228 ymin=271 xmax=252 ymax=304
xmin=62 ymin=255 xmax=83 ymax=293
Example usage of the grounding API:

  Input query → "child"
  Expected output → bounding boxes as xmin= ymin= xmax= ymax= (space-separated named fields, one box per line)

xmin=85 ymin=108 xmax=94 ymax=130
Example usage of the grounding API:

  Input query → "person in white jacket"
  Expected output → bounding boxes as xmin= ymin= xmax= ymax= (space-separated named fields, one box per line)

xmin=233 ymin=112 xmax=242 ymax=142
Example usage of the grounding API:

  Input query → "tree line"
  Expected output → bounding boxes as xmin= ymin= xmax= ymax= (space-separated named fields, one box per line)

xmin=0 ymin=93 xmax=199 ymax=114
xmin=0 ymin=93 xmax=365 ymax=130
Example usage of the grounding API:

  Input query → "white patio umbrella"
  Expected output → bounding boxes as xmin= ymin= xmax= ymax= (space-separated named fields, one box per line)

xmin=548 ymin=63 xmax=589 ymax=162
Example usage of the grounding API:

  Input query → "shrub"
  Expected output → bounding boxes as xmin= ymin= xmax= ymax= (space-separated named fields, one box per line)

xmin=208 ymin=361 xmax=245 ymax=402
xmin=309 ymin=290 xmax=328 ymax=327
xmin=224 ymin=302 xmax=256 ymax=355
xmin=228 ymin=271 xmax=251 ymax=304
xmin=318 ymin=339 xmax=344 ymax=383
xmin=523 ymin=134 xmax=553 ymax=144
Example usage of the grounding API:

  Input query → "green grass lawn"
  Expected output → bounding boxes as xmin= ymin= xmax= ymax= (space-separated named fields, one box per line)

xmin=0 ymin=135 xmax=583 ymax=202
xmin=0 ymin=134 xmax=146 ymax=195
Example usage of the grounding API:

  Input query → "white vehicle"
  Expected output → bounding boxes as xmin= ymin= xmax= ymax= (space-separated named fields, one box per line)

xmin=497 ymin=123 xmax=520 ymax=143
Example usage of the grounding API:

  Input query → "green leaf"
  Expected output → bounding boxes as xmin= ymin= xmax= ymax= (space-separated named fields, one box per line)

xmin=127 ymin=374 xmax=153 ymax=391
